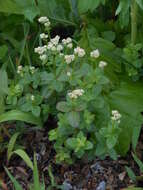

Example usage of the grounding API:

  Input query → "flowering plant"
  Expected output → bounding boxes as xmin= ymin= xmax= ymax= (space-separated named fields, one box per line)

xmin=5 ymin=16 xmax=124 ymax=163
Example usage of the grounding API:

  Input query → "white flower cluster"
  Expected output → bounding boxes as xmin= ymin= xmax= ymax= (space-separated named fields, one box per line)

xmin=111 ymin=110 xmax=122 ymax=123
xmin=40 ymin=33 xmax=48 ymax=39
xmin=90 ymin=49 xmax=100 ymax=58
xmin=68 ymin=89 xmax=84 ymax=99
xmin=99 ymin=61 xmax=107 ymax=68
xmin=74 ymin=46 xmax=85 ymax=57
xmin=65 ymin=55 xmax=75 ymax=64
xmin=38 ymin=16 xmax=50 ymax=27
xmin=34 ymin=45 xmax=47 ymax=55
xmin=34 ymin=45 xmax=47 ymax=61
xmin=17 ymin=65 xmax=23 ymax=74
xmin=62 ymin=37 xmax=73 ymax=49
xmin=47 ymin=35 xmax=63 ymax=52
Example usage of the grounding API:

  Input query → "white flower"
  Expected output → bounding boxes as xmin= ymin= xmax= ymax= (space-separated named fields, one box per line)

xmin=90 ymin=49 xmax=100 ymax=58
xmin=51 ymin=35 xmax=60 ymax=46
xmin=57 ymin=44 xmax=63 ymax=52
xmin=68 ymin=89 xmax=84 ymax=99
xmin=34 ymin=46 xmax=47 ymax=55
xmin=65 ymin=55 xmax=75 ymax=64
xmin=99 ymin=61 xmax=107 ymax=68
xmin=17 ymin=65 xmax=23 ymax=74
xmin=51 ymin=46 xmax=56 ymax=51
xmin=111 ymin=110 xmax=121 ymax=123
xmin=29 ymin=66 xmax=35 ymax=74
xmin=44 ymin=21 xmax=50 ymax=28
xmin=40 ymin=54 xmax=47 ymax=61
xmin=38 ymin=17 xmax=49 ymax=24
xmin=74 ymin=46 xmax=85 ymax=57
xmin=40 ymin=33 xmax=48 ymax=39
xmin=66 ymin=37 xmax=72 ymax=43
xmin=47 ymin=42 xmax=53 ymax=50
xmin=31 ymin=95 xmax=35 ymax=101
xmin=67 ymin=43 xmax=73 ymax=49
xmin=67 ymin=72 xmax=71 ymax=76
xmin=62 ymin=37 xmax=72 ymax=45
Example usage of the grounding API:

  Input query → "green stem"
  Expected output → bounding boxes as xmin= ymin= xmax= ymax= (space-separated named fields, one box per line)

xmin=131 ymin=0 xmax=138 ymax=44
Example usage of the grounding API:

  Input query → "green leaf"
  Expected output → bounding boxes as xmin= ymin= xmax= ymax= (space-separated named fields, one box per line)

xmin=0 ymin=69 xmax=8 ymax=95
xmin=13 ymin=149 xmax=33 ymax=170
xmin=32 ymin=106 xmax=41 ymax=117
xmin=4 ymin=167 xmax=23 ymax=190
xmin=0 ymin=110 xmax=42 ymax=126
xmin=125 ymin=166 xmax=136 ymax=182
xmin=78 ymin=0 xmax=101 ymax=13
xmin=33 ymin=153 xmax=41 ymax=190
xmin=56 ymin=101 xmax=71 ymax=112
xmin=7 ymin=132 xmax=20 ymax=161
xmin=106 ymin=136 xmax=117 ymax=149
xmin=132 ymin=153 xmax=143 ymax=173
xmin=67 ymin=111 xmax=80 ymax=128
xmin=136 ymin=0 xmax=143 ymax=9
xmin=0 ymin=45 xmax=8 ymax=59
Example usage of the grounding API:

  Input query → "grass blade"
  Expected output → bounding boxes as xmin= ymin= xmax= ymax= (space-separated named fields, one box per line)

xmin=0 ymin=110 xmax=42 ymax=126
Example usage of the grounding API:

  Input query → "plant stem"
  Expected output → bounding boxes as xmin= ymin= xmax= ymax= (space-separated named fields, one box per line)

xmin=131 ymin=0 xmax=138 ymax=44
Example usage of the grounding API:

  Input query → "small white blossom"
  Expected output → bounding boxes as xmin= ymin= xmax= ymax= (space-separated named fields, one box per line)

xmin=51 ymin=35 xmax=60 ymax=46
xmin=47 ymin=42 xmax=53 ymax=50
xmin=68 ymin=89 xmax=84 ymax=99
xmin=38 ymin=17 xmax=49 ymax=24
xmin=111 ymin=110 xmax=121 ymax=123
xmin=44 ymin=21 xmax=51 ymax=28
xmin=34 ymin=46 xmax=47 ymax=55
xmin=51 ymin=46 xmax=56 ymax=51
xmin=17 ymin=65 xmax=23 ymax=74
xmin=74 ymin=46 xmax=85 ymax=57
xmin=67 ymin=72 xmax=71 ymax=76
xmin=90 ymin=49 xmax=100 ymax=58
xmin=62 ymin=37 xmax=72 ymax=45
xmin=66 ymin=37 xmax=72 ymax=43
xmin=65 ymin=55 xmax=75 ymax=64
xmin=40 ymin=33 xmax=48 ymax=39
xmin=57 ymin=44 xmax=63 ymax=52
xmin=31 ymin=95 xmax=35 ymax=101
xmin=67 ymin=43 xmax=73 ymax=49
xmin=99 ymin=61 xmax=107 ymax=68
xmin=40 ymin=54 xmax=47 ymax=61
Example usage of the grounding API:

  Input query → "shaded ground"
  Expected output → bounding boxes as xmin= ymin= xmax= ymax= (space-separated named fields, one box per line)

xmin=0 ymin=122 xmax=143 ymax=190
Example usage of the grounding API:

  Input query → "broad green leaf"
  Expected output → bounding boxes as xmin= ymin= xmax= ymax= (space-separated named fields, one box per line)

xmin=67 ymin=111 xmax=80 ymax=128
xmin=7 ymin=132 xmax=20 ymax=161
xmin=106 ymin=136 xmax=117 ymax=149
xmin=0 ymin=110 xmax=42 ymax=126
xmin=56 ymin=101 xmax=71 ymax=112
xmin=4 ymin=167 xmax=23 ymax=190
xmin=33 ymin=153 xmax=40 ymax=190
xmin=78 ymin=0 xmax=101 ymax=13
xmin=13 ymin=149 xmax=33 ymax=170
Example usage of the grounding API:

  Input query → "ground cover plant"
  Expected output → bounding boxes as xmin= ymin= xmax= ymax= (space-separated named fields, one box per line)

xmin=1 ymin=0 xmax=143 ymax=189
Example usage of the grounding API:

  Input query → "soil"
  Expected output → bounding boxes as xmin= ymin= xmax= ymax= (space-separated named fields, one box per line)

xmin=0 ymin=121 xmax=143 ymax=190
